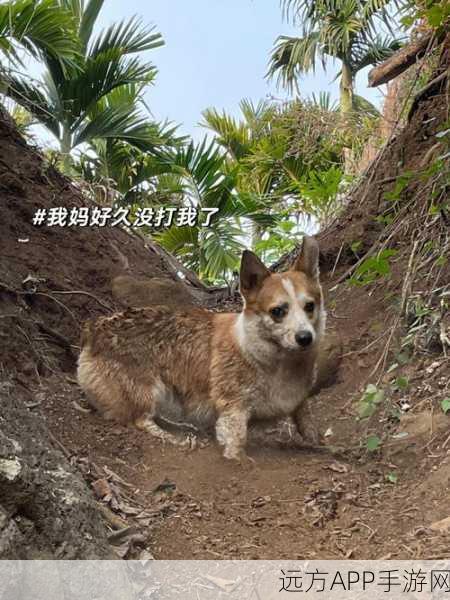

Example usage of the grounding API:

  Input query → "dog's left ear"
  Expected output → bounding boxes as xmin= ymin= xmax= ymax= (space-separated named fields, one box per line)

xmin=240 ymin=250 xmax=271 ymax=297
xmin=294 ymin=236 xmax=320 ymax=280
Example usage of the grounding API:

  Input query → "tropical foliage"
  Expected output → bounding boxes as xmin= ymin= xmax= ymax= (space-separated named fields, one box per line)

xmin=0 ymin=0 xmax=78 ymax=67
xmin=154 ymin=139 xmax=276 ymax=282
xmin=2 ymin=0 xmax=170 ymax=170
xmin=0 ymin=0 xmax=415 ymax=283
xmin=201 ymin=96 xmax=347 ymax=261
xmin=268 ymin=0 xmax=403 ymax=113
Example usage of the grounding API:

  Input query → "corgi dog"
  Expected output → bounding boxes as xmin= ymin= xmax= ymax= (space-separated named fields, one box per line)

xmin=77 ymin=236 xmax=326 ymax=462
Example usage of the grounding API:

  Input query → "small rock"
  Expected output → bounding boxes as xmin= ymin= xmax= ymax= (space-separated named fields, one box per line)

xmin=0 ymin=458 xmax=22 ymax=482
xmin=426 ymin=361 xmax=441 ymax=375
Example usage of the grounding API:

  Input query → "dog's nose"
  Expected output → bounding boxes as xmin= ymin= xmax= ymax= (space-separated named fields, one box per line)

xmin=295 ymin=330 xmax=313 ymax=347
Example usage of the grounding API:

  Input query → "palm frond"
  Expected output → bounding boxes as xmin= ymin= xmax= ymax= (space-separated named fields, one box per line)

xmin=201 ymin=108 xmax=250 ymax=160
xmin=280 ymin=0 xmax=313 ymax=24
xmin=352 ymin=93 xmax=380 ymax=118
xmin=201 ymin=222 xmax=243 ymax=278
xmin=267 ymin=33 xmax=323 ymax=92
xmin=1 ymin=74 xmax=60 ymax=137
xmin=169 ymin=138 xmax=229 ymax=203
xmin=89 ymin=16 xmax=164 ymax=58
xmin=66 ymin=50 xmax=155 ymax=121
xmin=0 ymin=0 xmax=79 ymax=67
xmin=73 ymin=105 xmax=174 ymax=150
xmin=78 ymin=0 xmax=104 ymax=51
xmin=239 ymin=98 xmax=275 ymax=126
xmin=220 ymin=191 xmax=278 ymax=227
xmin=59 ymin=0 xmax=83 ymax=21
xmin=156 ymin=225 xmax=198 ymax=256
xmin=310 ymin=91 xmax=338 ymax=111
xmin=361 ymin=0 xmax=399 ymax=27
xmin=350 ymin=34 xmax=403 ymax=72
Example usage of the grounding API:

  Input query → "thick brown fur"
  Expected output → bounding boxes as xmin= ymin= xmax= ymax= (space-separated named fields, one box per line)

xmin=78 ymin=236 xmax=328 ymax=461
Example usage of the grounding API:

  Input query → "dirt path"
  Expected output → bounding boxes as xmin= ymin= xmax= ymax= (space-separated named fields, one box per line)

xmin=40 ymin=305 xmax=450 ymax=560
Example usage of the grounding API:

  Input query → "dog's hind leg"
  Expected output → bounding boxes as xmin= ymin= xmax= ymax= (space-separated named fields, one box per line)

xmin=134 ymin=380 xmax=195 ymax=448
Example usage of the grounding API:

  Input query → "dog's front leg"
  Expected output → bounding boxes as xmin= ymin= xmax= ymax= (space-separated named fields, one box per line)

xmin=215 ymin=408 xmax=250 ymax=462
xmin=294 ymin=399 xmax=319 ymax=445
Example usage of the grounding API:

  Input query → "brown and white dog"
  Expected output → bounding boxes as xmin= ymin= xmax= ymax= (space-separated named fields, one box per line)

xmin=77 ymin=236 xmax=326 ymax=462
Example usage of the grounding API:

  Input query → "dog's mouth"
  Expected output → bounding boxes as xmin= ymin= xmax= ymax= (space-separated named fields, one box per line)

xmin=267 ymin=335 xmax=316 ymax=354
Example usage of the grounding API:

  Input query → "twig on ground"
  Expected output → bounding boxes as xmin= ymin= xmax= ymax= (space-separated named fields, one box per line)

xmin=48 ymin=430 xmax=72 ymax=459
xmin=331 ymin=242 xmax=344 ymax=277
xmin=34 ymin=292 xmax=79 ymax=327
xmin=50 ymin=289 xmax=112 ymax=311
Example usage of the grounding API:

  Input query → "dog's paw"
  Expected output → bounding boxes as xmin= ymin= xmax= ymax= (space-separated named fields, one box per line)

xmin=299 ymin=422 xmax=320 ymax=446
xmin=223 ymin=448 xmax=255 ymax=468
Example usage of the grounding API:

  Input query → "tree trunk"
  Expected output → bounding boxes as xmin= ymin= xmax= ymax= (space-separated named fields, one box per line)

xmin=60 ymin=126 xmax=72 ymax=174
xmin=340 ymin=61 xmax=354 ymax=114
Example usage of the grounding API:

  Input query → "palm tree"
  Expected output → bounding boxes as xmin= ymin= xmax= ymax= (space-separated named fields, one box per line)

xmin=155 ymin=138 xmax=276 ymax=282
xmin=2 ymin=0 xmax=165 ymax=170
xmin=268 ymin=0 xmax=403 ymax=113
xmin=201 ymin=97 xmax=346 ymax=242
xmin=202 ymin=99 xmax=301 ymax=208
xmin=202 ymin=96 xmax=360 ymax=254
xmin=75 ymin=125 xmax=182 ymax=205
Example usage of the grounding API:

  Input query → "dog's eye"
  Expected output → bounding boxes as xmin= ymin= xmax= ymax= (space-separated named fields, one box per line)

xmin=270 ymin=304 xmax=288 ymax=320
xmin=305 ymin=301 xmax=315 ymax=313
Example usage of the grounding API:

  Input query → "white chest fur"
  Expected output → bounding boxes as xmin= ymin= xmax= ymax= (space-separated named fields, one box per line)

xmin=249 ymin=365 xmax=310 ymax=420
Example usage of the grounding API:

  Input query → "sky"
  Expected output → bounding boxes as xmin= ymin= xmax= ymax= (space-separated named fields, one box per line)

xmin=71 ymin=0 xmax=387 ymax=142
xmin=20 ymin=0 xmax=389 ymax=147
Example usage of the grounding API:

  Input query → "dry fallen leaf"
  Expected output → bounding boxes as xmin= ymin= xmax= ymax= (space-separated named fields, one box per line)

xmin=92 ymin=478 xmax=112 ymax=500
xmin=324 ymin=462 xmax=349 ymax=474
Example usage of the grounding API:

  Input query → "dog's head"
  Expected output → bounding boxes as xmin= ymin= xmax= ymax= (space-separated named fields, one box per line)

xmin=239 ymin=236 xmax=325 ymax=353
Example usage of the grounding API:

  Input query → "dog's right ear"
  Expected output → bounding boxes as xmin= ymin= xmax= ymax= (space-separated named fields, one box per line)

xmin=293 ymin=235 xmax=320 ymax=280
xmin=240 ymin=250 xmax=271 ymax=297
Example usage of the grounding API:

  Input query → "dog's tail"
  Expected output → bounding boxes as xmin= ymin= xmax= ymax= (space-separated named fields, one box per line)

xmin=309 ymin=333 xmax=343 ymax=397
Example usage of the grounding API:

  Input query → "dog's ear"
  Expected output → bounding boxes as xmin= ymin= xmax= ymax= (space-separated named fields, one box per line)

xmin=294 ymin=236 xmax=320 ymax=279
xmin=240 ymin=250 xmax=270 ymax=296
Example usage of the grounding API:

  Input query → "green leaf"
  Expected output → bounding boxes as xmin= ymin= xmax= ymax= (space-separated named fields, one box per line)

xmin=426 ymin=5 xmax=445 ymax=27
xmin=358 ymin=385 xmax=384 ymax=419
xmin=394 ymin=376 xmax=409 ymax=390
xmin=0 ymin=0 xmax=79 ymax=67
xmin=351 ymin=240 xmax=362 ymax=253
xmin=79 ymin=0 xmax=104 ymax=51
xmin=400 ymin=15 xmax=415 ymax=28
xmin=386 ymin=472 xmax=398 ymax=484
xmin=350 ymin=249 xmax=397 ymax=286
xmin=441 ymin=398 xmax=450 ymax=415
xmin=89 ymin=16 xmax=164 ymax=59
xmin=366 ymin=435 xmax=381 ymax=452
